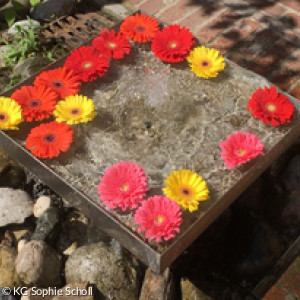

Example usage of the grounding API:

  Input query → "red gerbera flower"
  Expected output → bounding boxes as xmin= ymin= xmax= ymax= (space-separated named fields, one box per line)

xmin=34 ymin=67 xmax=81 ymax=99
xmin=64 ymin=46 xmax=110 ymax=82
xmin=25 ymin=121 xmax=73 ymax=159
xmin=11 ymin=85 xmax=57 ymax=122
xmin=97 ymin=161 xmax=149 ymax=211
xmin=120 ymin=13 xmax=159 ymax=43
xmin=219 ymin=131 xmax=264 ymax=169
xmin=134 ymin=195 xmax=182 ymax=243
xmin=152 ymin=25 xmax=195 ymax=63
xmin=92 ymin=29 xmax=131 ymax=60
xmin=247 ymin=86 xmax=294 ymax=126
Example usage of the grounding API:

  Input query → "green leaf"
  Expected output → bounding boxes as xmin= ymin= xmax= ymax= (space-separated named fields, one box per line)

xmin=29 ymin=0 xmax=41 ymax=7
xmin=11 ymin=0 xmax=26 ymax=11
xmin=3 ymin=8 xmax=16 ymax=27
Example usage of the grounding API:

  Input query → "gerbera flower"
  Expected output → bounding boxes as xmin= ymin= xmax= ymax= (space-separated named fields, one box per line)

xmin=98 ymin=161 xmax=149 ymax=211
xmin=54 ymin=94 xmax=97 ymax=125
xmin=247 ymin=86 xmax=294 ymax=126
xmin=120 ymin=13 xmax=159 ymax=43
xmin=219 ymin=131 xmax=264 ymax=169
xmin=34 ymin=67 xmax=81 ymax=99
xmin=163 ymin=170 xmax=209 ymax=212
xmin=25 ymin=121 xmax=73 ymax=159
xmin=151 ymin=25 xmax=195 ymax=63
xmin=0 ymin=97 xmax=23 ymax=130
xmin=92 ymin=29 xmax=131 ymax=60
xmin=187 ymin=46 xmax=225 ymax=78
xmin=64 ymin=46 xmax=110 ymax=82
xmin=11 ymin=85 xmax=57 ymax=122
xmin=134 ymin=195 xmax=182 ymax=243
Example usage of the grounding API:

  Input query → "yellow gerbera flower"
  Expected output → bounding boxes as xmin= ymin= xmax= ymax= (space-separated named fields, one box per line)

xmin=54 ymin=94 xmax=97 ymax=125
xmin=187 ymin=46 xmax=225 ymax=78
xmin=0 ymin=97 xmax=23 ymax=130
xmin=163 ymin=169 xmax=209 ymax=212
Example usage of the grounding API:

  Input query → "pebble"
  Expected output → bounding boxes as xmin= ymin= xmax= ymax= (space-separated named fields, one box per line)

xmin=0 ymin=188 xmax=33 ymax=227
xmin=15 ymin=240 xmax=62 ymax=287
xmin=0 ymin=246 xmax=21 ymax=288
xmin=33 ymin=196 xmax=52 ymax=218
xmin=65 ymin=242 xmax=140 ymax=300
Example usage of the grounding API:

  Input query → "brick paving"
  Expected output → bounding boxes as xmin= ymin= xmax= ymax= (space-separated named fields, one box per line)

xmin=122 ymin=0 xmax=300 ymax=298
xmin=124 ymin=0 xmax=300 ymax=100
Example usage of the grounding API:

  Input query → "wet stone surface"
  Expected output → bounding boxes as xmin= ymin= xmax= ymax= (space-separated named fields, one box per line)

xmin=7 ymin=43 xmax=300 ymax=254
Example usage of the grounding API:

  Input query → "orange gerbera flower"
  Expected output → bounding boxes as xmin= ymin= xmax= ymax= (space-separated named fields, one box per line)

xmin=34 ymin=67 xmax=81 ymax=99
xmin=11 ymin=85 xmax=57 ymax=122
xmin=25 ymin=121 xmax=73 ymax=159
xmin=120 ymin=13 xmax=159 ymax=43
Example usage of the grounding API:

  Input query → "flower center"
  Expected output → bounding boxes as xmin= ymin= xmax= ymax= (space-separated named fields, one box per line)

xmin=52 ymin=80 xmax=63 ymax=88
xmin=156 ymin=214 xmax=165 ymax=224
xmin=180 ymin=187 xmax=192 ymax=197
xmin=169 ymin=41 xmax=177 ymax=49
xmin=200 ymin=59 xmax=211 ymax=68
xmin=82 ymin=61 xmax=92 ymax=69
xmin=0 ymin=112 xmax=8 ymax=122
xmin=266 ymin=103 xmax=276 ymax=112
xmin=70 ymin=108 xmax=81 ymax=116
xmin=107 ymin=41 xmax=117 ymax=49
xmin=237 ymin=149 xmax=247 ymax=156
xmin=29 ymin=99 xmax=41 ymax=108
xmin=135 ymin=25 xmax=146 ymax=32
xmin=120 ymin=183 xmax=129 ymax=191
xmin=43 ymin=133 xmax=56 ymax=143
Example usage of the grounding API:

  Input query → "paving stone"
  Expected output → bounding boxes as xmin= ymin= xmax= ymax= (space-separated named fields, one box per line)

xmin=263 ymin=3 xmax=287 ymax=16
xmin=290 ymin=85 xmax=300 ymax=100
xmin=270 ymin=70 xmax=298 ymax=91
xmin=139 ymin=0 xmax=164 ymax=16
xmin=159 ymin=0 xmax=220 ymax=24
xmin=280 ymin=0 xmax=300 ymax=12
xmin=196 ymin=10 xmax=243 ymax=44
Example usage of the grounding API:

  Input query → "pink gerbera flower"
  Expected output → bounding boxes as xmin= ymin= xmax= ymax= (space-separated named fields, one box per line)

xmin=98 ymin=161 xmax=149 ymax=211
xmin=219 ymin=131 xmax=264 ymax=169
xmin=134 ymin=195 xmax=182 ymax=243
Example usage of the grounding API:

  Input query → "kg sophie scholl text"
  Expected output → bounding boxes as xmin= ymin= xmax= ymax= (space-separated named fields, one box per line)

xmin=10 ymin=286 xmax=93 ymax=297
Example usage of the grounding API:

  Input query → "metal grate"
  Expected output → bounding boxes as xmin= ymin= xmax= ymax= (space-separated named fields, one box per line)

xmin=42 ymin=12 xmax=116 ymax=50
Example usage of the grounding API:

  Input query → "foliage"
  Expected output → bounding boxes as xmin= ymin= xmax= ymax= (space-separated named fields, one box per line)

xmin=2 ymin=0 xmax=28 ymax=27
xmin=30 ymin=0 xmax=41 ymax=7
xmin=0 ymin=18 xmax=43 ymax=69
xmin=0 ymin=17 xmax=66 ymax=91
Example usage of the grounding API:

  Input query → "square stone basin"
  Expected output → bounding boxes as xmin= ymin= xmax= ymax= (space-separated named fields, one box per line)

xmin=1 ymin=19 xmax=300 ymax=273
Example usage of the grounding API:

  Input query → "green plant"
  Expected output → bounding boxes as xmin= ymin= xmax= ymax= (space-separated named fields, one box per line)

xmin=30 ymin=0 xmax=41 ymax=7
xmin=3 ymin=0 xmax=27 ymax=27
xmin=0 ymin=17 xmax=43 ymax=69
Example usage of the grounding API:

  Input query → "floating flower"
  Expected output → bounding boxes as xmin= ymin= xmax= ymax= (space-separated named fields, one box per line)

xmin=64 ymin=46 xmax=110 ymax=82
xmin=34 ymin=67 xmax=81 ymax=99
xmin=219 ymin=131 xmax=264 ymax=169
xmin=247 ymin=86 xmax=294 ymax=126
xmin=92 ymin=29 xmax=131 ymax=60
xmin=0 ymin=97 xmax=23 ymax=130
xmin=151 ymin=25 xmax=195 ymax=63
xmin=120 ymin=13 xmax=159 ymax=43
xmin=11 ymin=85 xmax=57 ymax=122
xmin=98 ymin=161 xmax=149 ymax=211
xmin=25 ymin=121 xmax=73 ymax=159
xmin=187 ymin=46 xmax=225 ymax=78
xmin=134 ymin=195 xmax=182 ymax=242
xmin=163 ymin=170 xmax=209 ymax=212
xmin=54 ymin=95 xmax=97 ymax=125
